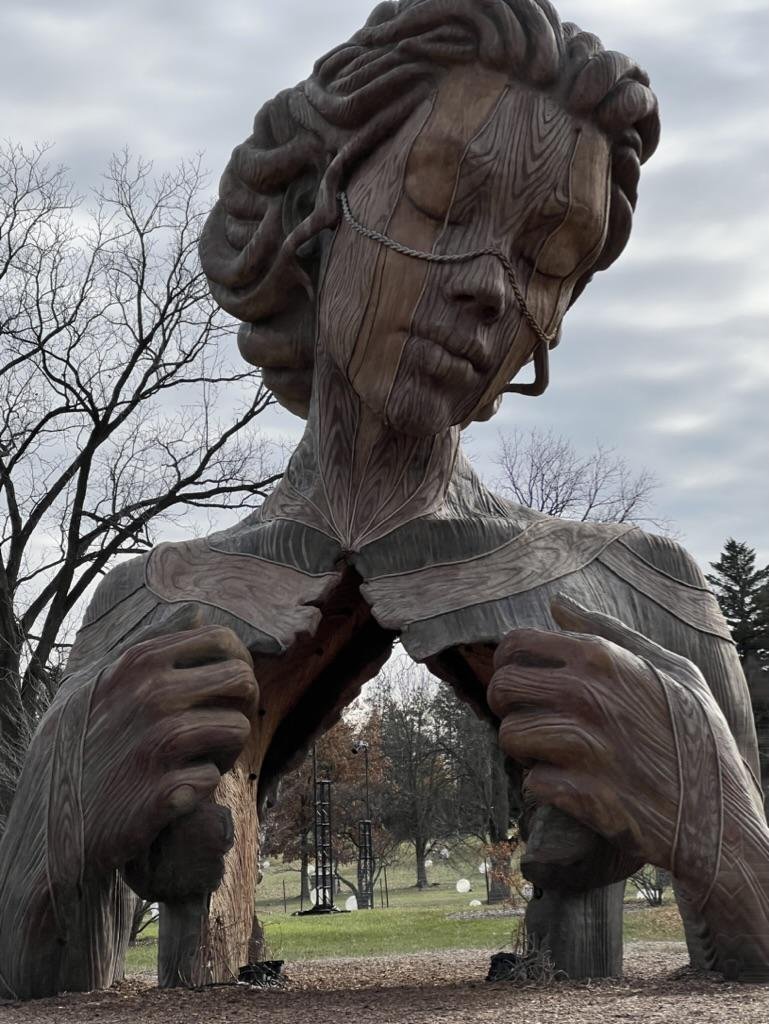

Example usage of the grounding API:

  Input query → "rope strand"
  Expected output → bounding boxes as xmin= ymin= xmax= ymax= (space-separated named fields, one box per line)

xmin=337 ymin=191 xmax=557 ymax=349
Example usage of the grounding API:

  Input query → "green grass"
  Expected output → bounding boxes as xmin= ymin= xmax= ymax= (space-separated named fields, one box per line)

xmin=622 ymin=904 xmax=685 ymax=942
xmin=264 ymin=905 xmax=513 ymax=960
xmin=124 ymin=851 xmax=685 ymax=974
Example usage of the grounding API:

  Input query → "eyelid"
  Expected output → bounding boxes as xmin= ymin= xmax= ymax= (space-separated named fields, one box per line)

xmin=517 ymin=250 xmax=563 ymax=282
xmin=403 ymin=189 xmax=462 ymax=228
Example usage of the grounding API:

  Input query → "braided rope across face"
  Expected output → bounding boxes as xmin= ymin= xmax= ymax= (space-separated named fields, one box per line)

xmin=337 ymin=190 xmax=555 ymax=396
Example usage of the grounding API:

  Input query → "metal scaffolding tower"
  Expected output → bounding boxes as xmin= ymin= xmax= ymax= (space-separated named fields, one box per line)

xmin=357 ymin=819 xmax=375 ymax=910
xmin=313 ymin=777 xmax=334 ymax=911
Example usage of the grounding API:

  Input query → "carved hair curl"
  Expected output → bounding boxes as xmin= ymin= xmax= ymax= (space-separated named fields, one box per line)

xmin=200 ymin=0 xmax=659 ymax=417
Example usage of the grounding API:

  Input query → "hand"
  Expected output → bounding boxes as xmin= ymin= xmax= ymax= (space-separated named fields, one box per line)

xmin=487 ymin=594 xmax=762 ymax=900
xmin=80 ymin=624 xmax=258 ymax=876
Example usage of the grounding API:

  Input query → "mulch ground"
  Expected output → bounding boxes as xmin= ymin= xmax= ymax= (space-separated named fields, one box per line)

xmin=2 ymin=942 xmax=767 ymax=1023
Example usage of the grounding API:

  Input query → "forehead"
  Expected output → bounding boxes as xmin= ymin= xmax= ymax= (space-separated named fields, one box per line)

xmin=403 ymin=68 xmax=610 ymax=241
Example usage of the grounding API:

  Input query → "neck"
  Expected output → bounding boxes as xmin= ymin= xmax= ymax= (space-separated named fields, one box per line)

xmin=265 ymin=348 xmax=460 ymax=551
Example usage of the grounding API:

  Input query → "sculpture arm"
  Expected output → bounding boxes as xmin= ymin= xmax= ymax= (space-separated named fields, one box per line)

xmin=0 ymin=694 xmax=133 ymax=998
xmin=488 ymin=594 xmax=769 ymax=981
xmin=0 ymin=622 xmax=257 ymax=999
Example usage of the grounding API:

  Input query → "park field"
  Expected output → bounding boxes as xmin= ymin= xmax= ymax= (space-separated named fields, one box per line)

xmin=126 ymin=850 xmax=684 ymax=974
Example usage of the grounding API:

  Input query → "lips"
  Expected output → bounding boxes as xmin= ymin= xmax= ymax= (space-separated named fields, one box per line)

xmin=409 ymin=328 xmax=493 ymax=375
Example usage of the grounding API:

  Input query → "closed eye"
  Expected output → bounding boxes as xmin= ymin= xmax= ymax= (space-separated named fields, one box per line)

xmin=403 ymin=189 xmax=463 ymax=229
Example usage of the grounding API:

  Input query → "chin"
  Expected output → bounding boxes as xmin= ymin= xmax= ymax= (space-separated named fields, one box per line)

xmin=383 ymin=388 xmax=471 ymax=438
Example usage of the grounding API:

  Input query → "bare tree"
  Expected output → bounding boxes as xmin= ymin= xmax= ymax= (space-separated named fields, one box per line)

xmin=374 ymin=658 xmax=452 ymax=889
xmin=0 ymin=142 xmax=281 ymax=822
xmin=493 ymin=427 xmax=663 ymax=527
xmin=431 ymin=690 xmax=514 ymax=900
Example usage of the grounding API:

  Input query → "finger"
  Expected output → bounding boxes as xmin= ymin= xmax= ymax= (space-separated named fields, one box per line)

xmin=160 ymin=762 xmax=222 ymax=821
xmin=487 ymin=663 xmax=568 ymax=720
xmin=498 ymin=711 xmax=609 ymax=770
xmin=524 ymin=763 xmax=646 ymax=860
xmin=550 ymin=593 xmax=706 ymax=690
xmin=493 ymin=626 xmax=576 ymax=673
xmin=163 ymin=659 xmax=259 ymax=719
xmin=160 ymin=624 xmax=254 ymax=672
xmin=160 ymin=708 xmax=251 ymax=774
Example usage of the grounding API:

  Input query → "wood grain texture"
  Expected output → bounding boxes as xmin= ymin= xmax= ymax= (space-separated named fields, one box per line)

xmin=488 ymin=598 xmax=769 ymax=980
xmin=145 ymin=539 xmax=342 ymax=650
xmin=15 ymin=0 xmax=769 ymax=999
xmin=359 ymin=518 xmax=634 ymax=626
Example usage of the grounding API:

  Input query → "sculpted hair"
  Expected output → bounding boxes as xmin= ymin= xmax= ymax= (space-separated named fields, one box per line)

xmin=200 ymin=0 xmax=660 ymax=417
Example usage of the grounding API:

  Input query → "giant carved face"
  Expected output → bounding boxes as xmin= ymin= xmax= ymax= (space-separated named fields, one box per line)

xmin=318 ymin=67 xmax=612 ymax=437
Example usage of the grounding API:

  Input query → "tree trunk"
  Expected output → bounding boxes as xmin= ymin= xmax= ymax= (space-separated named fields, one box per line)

xmin=129 ymin=897 xmax=154 ymax=944
xmin=487 ymin=847 xmax=511 ymax=903
xmin=415 ymin=837 xmax=429 ymax=888
xmin=158 ymin=762 xmax=260 ymax=986
xmin=0 ymin=642 xmax=25 ymax=826
xmin=487 ymin=744 xmax=512 ymax=902
xmin=300 ymin=831 xmax=311 ymax=901
xmin=207 ymin=766 xmax=260 ymax=978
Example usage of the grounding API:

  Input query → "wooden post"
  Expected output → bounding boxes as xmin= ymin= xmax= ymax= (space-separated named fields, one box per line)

xmin=158 ymin=897 xmax=210 ymax=988
xmin=525 ymin=883 xmax=625 ymax=979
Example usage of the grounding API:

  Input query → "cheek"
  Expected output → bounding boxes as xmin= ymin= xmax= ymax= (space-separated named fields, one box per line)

xmin=318 ymin=226 xmax=383 ymax=369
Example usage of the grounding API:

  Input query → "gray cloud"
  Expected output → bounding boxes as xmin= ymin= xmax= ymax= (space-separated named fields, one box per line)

xmin=2 ymin=0 xmax=767 ymax=571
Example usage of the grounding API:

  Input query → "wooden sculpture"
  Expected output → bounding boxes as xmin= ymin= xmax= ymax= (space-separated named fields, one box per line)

xmin=1 ymin=0 xmax=768 ymax=999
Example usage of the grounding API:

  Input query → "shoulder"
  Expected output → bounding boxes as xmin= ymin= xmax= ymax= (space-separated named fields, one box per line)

xmin=611 ymin=527 xmax=709 ymax=588
xmin=595 ymin=527 xmax=731 ymax=641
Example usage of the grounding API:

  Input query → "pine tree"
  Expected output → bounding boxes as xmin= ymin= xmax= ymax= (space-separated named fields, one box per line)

xmin=706 ymin=539 xmax=769 ymax=663
xmin=707 ymin=540 xmax=769 ymax=813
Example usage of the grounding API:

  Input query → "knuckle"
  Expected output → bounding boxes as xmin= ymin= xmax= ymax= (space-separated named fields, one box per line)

xmin=232 ymin=661 xmax=258 ymax=691
xmin=202 ymin=624 xmax=238 ymax=648
xmin=487 ymin=674 xmax=513 ymax=717
xmin=227 ymin=710 xmax=251 ymax=743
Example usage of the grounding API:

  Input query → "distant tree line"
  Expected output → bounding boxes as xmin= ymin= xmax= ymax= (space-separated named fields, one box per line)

xmin=262 ymin=659 xmax=520 ymax=900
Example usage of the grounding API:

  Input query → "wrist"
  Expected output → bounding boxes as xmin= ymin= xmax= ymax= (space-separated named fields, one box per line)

xmin=677 ymin=772 xmax=769 ymax=980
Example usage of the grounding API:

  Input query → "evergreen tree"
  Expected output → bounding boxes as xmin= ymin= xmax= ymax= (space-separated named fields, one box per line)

xmin=706 ymin=539 xmax=769 ymax=663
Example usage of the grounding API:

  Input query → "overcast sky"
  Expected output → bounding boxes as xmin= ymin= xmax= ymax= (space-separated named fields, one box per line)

xmin=2 ymin=0 xmax=767 ymax=570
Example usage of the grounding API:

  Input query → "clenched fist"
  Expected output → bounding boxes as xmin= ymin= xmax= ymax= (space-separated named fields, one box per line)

xmin=81 ymin=624 xmax=258 ymax=877
xmin=488 ymin=594 xmax=769 ymax=979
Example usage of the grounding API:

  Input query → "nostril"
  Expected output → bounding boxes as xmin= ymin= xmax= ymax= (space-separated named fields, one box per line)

xmin=480 ymin=303 xmax=501 ymax=325
xmin=452 ymin=291 xmax=502 ymax=324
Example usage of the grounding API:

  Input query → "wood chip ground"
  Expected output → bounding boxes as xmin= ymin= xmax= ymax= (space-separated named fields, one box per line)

xmin=1 ymin=942 xmax=767 ymax=1022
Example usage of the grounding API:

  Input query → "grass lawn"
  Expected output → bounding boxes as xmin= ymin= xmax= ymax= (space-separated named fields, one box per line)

xmin=125 ymin=853 xmax=685 ymax=975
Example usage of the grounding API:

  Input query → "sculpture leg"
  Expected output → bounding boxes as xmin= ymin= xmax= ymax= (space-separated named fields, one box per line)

xmin=525 ymin=883 xmax=624 ymax=978
xmin=520 ymin=806 xmax=640 ymax=978
xmin=127 ymin=762 xmax=260 ymax=988
xmin=158 ymin=897 xmax=210 ymax=987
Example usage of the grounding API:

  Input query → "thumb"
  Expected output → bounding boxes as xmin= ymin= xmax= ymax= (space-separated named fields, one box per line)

xmin=550 ymin=593 xmax=707 ymax=694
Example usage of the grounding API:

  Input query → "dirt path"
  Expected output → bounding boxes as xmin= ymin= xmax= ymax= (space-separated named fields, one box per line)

xmin=1 ymin=943 xmax=767 ymax=1023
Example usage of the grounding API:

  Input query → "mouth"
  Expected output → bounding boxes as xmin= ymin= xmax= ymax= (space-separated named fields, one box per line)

xmin=409 ymin=331 xmax=492 ymax=376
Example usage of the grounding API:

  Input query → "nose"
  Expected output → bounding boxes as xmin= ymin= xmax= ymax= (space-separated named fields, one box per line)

xmin=441 ymin=259 xmax=506 ymax=325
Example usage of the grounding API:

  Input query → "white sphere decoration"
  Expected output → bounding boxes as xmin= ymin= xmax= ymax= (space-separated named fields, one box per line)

xmin=456 ymin=878 xmax=471 ymax=894
xmin=424 ymin=858 xmax=433 ymax=869
xmin=469 ymin=899 xmax=482 ymax=907
xmin=478 ymin=862 xmax=487 ymax=875
xmin=345 ymin=895 xmax=358 ymax=911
